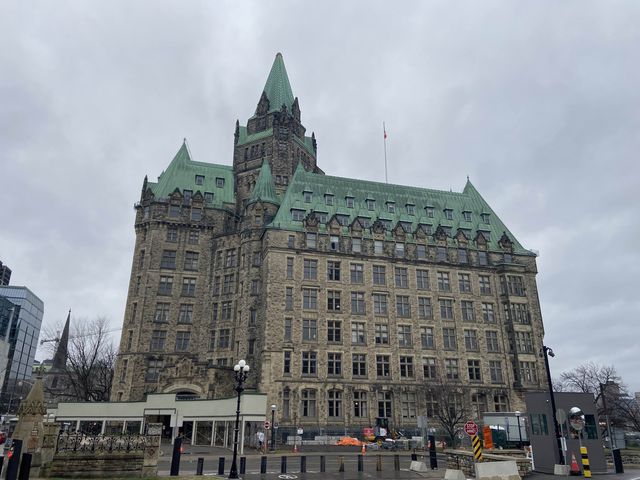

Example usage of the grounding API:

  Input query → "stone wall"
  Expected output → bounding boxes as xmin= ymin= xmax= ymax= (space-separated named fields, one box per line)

xmin=446 ymin=449 xmax=533 ymax=477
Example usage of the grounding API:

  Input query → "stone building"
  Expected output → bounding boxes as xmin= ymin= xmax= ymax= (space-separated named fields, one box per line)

xmin=112 ymin=53 xmax=547 ymax=433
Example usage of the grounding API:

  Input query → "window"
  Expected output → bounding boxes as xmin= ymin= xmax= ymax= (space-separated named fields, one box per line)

xmin=458 ymin=273 xmax=471 ymax=292
xmin=184 ymin=251 xmax=199 ymax=271
xmin=353 ymin=391 xmax=368 ymax=418
xmin=481 ymin=213 xmax=490 ymax=224
xmin=378 ymin=392 xmax=392 ymax=418
xmin=291 ymin=209 xmax=305 ymax=221
xmin=406 ymin=203 xmax=416 ymax=215
xmin=286 ymin=257 xmax=294 ymax=279
xmin=327 ymin=320 xmax=342 ymax=343
xmin=395 ymin=243 xmax=405 ymax=257
xmin=400 ymin=357 xmax=414 ymax=378
xmin=416 ymin=244 xmax=427 ymax=260
xmin=314 ymin=212 xmax=327 ymax=223
xmin=302 ymin=352 xmax=317 ymax=375
xmin=461 ymin=300 xmax=475 ymax=321
xmin=302 ymin=288 xmax=317 ymax=310
xmin=394 ymin=267 xmax=408 ymax=287
xmin=423 ymin=357 xmax=437 ymax=379
xmin=374 ymin=240 xmax=383 ymax=255
xmin=515 ymin=331 xmax=534 ymax=353
xmin=126 ymin=330 xmax=133 ymax=351
xmin=418 ymin=297 xmax=433 ymax=319
xmin=138 ymin=250 xmax=145 ymax=269
xmin=437 ymin=272 xmax=450 ymax=291
xmin=464 ymin=329 xmax=478 ymax=351
xmin=304 ymin=190 xmax=313 ymax=203
xmin=327 ymin=390 xmax=342 ymax=417
xmin=346 ymin=196 xmax=354 ymax=208
xmin=225 ymin=249 xmax=237 ymax=267
xmin=221 ymin=301 xmax=232 ymax=320
xmin=212 ymin=303 xmax=218 ymax=322
xmin=375 ymin=324 xmax=389 ymax=344
xmin=351 ymin=238 xmax=362 ymax=253
xmin=444 ymin=208 xmax=453 ymax=220
xmin=398 ymin=325 xmax=412 ymax=347
xmin=352 ymin=353 xmax=367 ymax=376
xmin=416 ymin=269 xmax=429 ymax=290
xmin=386 ymin=202 xmax=395 ymax=213
xmin=351 ymin=322 xmax=366 ymax=345
xmin=372 ymin=265 xmax=386 ymax=285
xmin=191 ymin=208 xmax=202 ymax=221
xmin=420 ymin=326 xmax=434 ymax=349
xmin=175 ymin=331 xmax=190 ymax=351
xmin=437 ymin=246 xmax=447 ymax=262
xmin=218 ymin=328 xmax=231 ymax=348
xmin=285 ymin=287 xmax=293 ymax=311
xmin=146 ymin=359 xmax=163 ymax=382
xmin=182 ymin=277 xmax=196 ymax=296
xmin=222 ymin=274 xmax=234 ymax=294
xmin=478 ymin=275 xmax=491 ymax=294
xmin=327 ymin=261 xmax=341 ymax=281
xmin=325 ymin=194 xmax=334 ymax=206
xmin=486 ymin=330 xmax=500 ymax=352
xmin=288 ymin=235 xmax=295 ymax=248
xmin=440 ymin=299 xmax=454 ymax=319
xmin=478 ymin=251 xmax=488 ymax=266
xmin=249 ymin=309 xmax=257 ymax=325
xmin=306 ymin=233 xmax=317 ymax=249
xmin=302 ymin=319 xmax=318 ymax=342
xmin=251 ymin=279 xmax=260 ymax=295
xmin=376 ymin=355 xmax=390 ymax=378
xmin=213 ymin=276 xmax=220 ymax=295
xmin=444 ymin=358 xmax=459 ymax=379
xmin=366 ymin=198 xmax=375 ymax=210
xmin=183 ymin=189 xmax=193 ymax=203
xmin=301 ymin=389 xmax=317 ymax=417
xmin=303 ymin=259 xmax=318 ymax=280
xmin=350 ymin=263 xmax=364 ymax=283
xmin=158 ymin=276 xmax=173 ymax=295
xmin=178 ymin=304 xmax=193 ymax=324
xmin=208 ymin=331 xmax=216 ymax=350
xmin=150 ymin=330 xmax=167 ymax=351
xmin=373 ymin=293 xmax=388 ymax=315
xmin=204 ymin=192 xmax=214 ymax=203
xmin=458 ymin=249 xmax=468 ymax=264
xmin=169 ymin=205 xmax=181 ymax=218
xmin=489 ymin=361 xmax=503 ymax=383
xmin=530 ymin=413 xmax=548 ymax=435
xmin=216 ymin=177 xmax=225 ymax=188
xmin=327 ymin=353 xmax=342 ymax=376
xmin=494 ymin=394 xmax=508 ymax=412
xmin=482 ymin=303 xmax=496 ymax=323
xmin=519 ymin=361 xmax=538 ymax=384
xmin=283 ymin=351 xmax=291 ymax=374
xmin=396 ymin=295 xmax=411 ymax=317
xmin=462 ymin=211 xmax=472 ymax=222
xmin=503 ymin=275 xmax=526 ymax=296
xmin=511 ymin=303 xmax=530 ymax=324
xmin=284 ymin=318 xmax=292 ymax=342
xmin=327 ymin=290 xmax=341 ymax=311
xmin=351 ymin=292 xmax=365 ymax=314
xmin=443 ymin=327 xmax=457 ymax=350
xmin=401 ymin=392 xmax=417 ymax=419
xmin=252 ymin=252 xmax=262 ymax=266
xmin=154 ymin=303 xmax=170 ymax=323
xmin=425 ymin=206 xmax=434 ymax=218
xmin=161 ymin=250 xmax=176 ymax=269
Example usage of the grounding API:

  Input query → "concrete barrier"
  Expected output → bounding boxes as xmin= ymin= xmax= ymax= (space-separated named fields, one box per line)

xmin=476 ymin=460 xmax=520 ymax=480
xmin=444 ymin=468 xmax=466 ymax=480
xmin=410 ymin=460 xmax=429 ymax=472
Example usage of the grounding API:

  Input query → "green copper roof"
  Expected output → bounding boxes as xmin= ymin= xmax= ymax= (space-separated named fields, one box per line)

xmin=237 ymin=126 xmax=274 ymax=146
xmin=270 ymin=168 xmax=532 ymax=255
xmin=263 ymin=53 xmax=295 ymax=113
xmin=248 ymin=160 xmax=280 ymax=206
xmin=147 ymin=141 xmax=235 ymax=206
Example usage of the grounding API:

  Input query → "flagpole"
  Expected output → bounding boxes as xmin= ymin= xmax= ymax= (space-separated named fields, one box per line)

xmin=383 ymin=121 xmax=388 ymax=184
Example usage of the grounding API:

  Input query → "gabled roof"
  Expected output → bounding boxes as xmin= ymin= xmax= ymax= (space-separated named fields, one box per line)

xmin=262 ymin=52 xmax=295 ymax=114
xmin=248 ymin=160 xmax=280 ymax=207
xmin=269 ymin=169 xmax=532 ymax=254
xmin=147 ymin=141 xmax=235 ymax=206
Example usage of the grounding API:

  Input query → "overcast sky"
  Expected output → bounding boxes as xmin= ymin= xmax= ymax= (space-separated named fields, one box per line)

xmin=1 ymin=1 xmax=639 ymax=393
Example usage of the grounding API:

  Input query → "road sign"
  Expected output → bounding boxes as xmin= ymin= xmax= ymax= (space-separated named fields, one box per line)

xmin=464 ymin=421 xmax=478 ymax=436
xmin=264 ymin=420 xmax=271 ymax=430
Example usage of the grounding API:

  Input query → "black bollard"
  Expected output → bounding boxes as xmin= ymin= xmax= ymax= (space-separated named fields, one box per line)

xmin=428 ymin=434 xmax=438 ymax=469
xmin=169 ymin=436 xmax=182 ymax=476
xmin=613 ymin=449 xmax=624 ymax=474
xmin=196 ymin=457 xmax=204 ymax=475
xmin=358 ymin=454 xmax=363 ymax=471
xmin=0 ymin=455 xmax=4 ymax=476
xmin=376 ymin=454 xmax=382 ymax=471
xmin=217 ymin=457 xmax=225 ymax=475
xmin=18 ymin=452 xmax=32 ymax=480
xmin=5 ymin=438 xmax=23 ymax=480
xmin=240 ymin=457 xmax=246 ymax=474
xmin=320 ymin=455 xmax=326 ymax=472
xmin=411 ymin=452 xmax=418 ymax=461
xmin=280 ymin=455 xmax=287 ymax=473
xmin=260 ymin=456 xmax=267 ymax=474
xmin=394 ymin=454 xmax=400 ymax=471
xmin=301 ymin=456 xmax=307 ymax=472
xmin=338 ymin=455 xmax=344 ymax=472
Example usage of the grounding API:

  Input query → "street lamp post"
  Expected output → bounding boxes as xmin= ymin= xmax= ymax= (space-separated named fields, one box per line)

xmin=515 ymin=411 xmax=523 ymax=448
xmin=229 ymin=359 xmax=250 ymax=480
xmin=542 ymin=345 xmax=564 ymax=465
xmin=270 ymin=404 xmax=276 ymax=452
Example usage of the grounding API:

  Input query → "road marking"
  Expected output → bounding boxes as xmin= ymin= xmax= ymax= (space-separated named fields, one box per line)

xmin=279 ymin=475 xmax=298 ymax=479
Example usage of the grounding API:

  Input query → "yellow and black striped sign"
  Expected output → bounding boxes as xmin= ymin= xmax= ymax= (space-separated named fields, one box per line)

xmin=472 ymin=434 xmax=483 ymax=461
xmin=580 ymin=446 xmax=591 ymax=478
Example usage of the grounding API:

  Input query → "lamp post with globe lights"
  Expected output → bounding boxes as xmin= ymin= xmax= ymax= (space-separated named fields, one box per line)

xmin=515 ymin=410 xmax=523 ymax=448
xmin=269 ymin=404 xmax=277 ymax=452
xmin=542 ymin=345 xmax=564 ymax=465
xmin=229 ymin=359 xmax=250 ymax=479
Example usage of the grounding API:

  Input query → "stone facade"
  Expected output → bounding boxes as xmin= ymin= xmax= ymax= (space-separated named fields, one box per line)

xmin=112 ymin=53 xmax=548 ymax=433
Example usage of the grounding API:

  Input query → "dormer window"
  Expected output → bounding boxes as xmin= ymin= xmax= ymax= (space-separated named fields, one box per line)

xmin=195 ymin=175 xmax=205 ymax=185
xmin=315 ymin=212 xmax=328 ymax=223
xmin=481 ymin=213 xmax=490 ymax=224
xmin=406 ymin=204 xmax=416 ymax=215
xmin=183 ymin=190 xmax=193 ymax=204
xmin=304 ymin=191 xmax=313 ymax=203
xmin=336 ymin=214 xmax=349 ymax=226
xmin=420 ymin=224 xmax=433 ymax=235
xmin=325 ymin=194 xmax=334 ymax=206
xmin=425 ymin=206 xmax=434 ymax=218
xmin=359 ymin=217 xmax=371 ymax=228
xmin=216 ymin=177 xmax=225 ymax=188
xmin=291 ymin=209 xmax=305 ymax=221
xmin=479 ymin=230 xmax=491 ymax=241
xmin=204 ymin=192 xmax=214 ymax=203
xmin=401 ymin=221 xmax=412 ymax=232
xmin=346 ymin=196 xmax=354 ymax=208
xmin=387 ymin=202 xmax=396 ymax=213
xmin=444 ymin=209 xmax=453 ymax=220
xmin=463 ymin=211 xmax=472 ymax=222
xmin=366 ymin=199 xmax=376 ymax=211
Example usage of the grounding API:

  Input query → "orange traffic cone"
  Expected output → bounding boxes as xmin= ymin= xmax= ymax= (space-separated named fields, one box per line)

xmin=361 ymin=443 xmax=366 ymax=455
xmin=570 ymin=453 xmax=581 ymax=476
xmin=293 ymin=443 xmax=298 ymax=453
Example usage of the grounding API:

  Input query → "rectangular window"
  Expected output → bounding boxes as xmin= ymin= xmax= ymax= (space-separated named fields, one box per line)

xmin=372 ymin=265 xmax=386 ymax=285
xmin=490 ymin=360 xmax=504 ymax=383
xmin=376 ymin=355 xmax=390 ymax=378
xmin=283 ymin=351 xmax=291 ymax=374
xmin=302 ymin=352 xmax=317 ymax=375
xmin=478 ymin=250 xmax=488 ymax=266
xmin=286 ymin=257 xmax=294 ymax=279
xmin=400 ymin=356 xmax=414 ymax=378
xmin=218 ymin=328 xmax=231 ymax=348
xmin=284 ymin=318 xmax=292 ymax=342
xmin=440 ymin=299 xmax=454 ymax=319
xmin=138 ymin=250 xmax=145 ymax=269
xmin=394 ymin=267 xmax=408 ymax=287
xmin=458 ymin=273 xmax=471 ymax=292
xmin=306 ymin=233 xmax=317 ymax=249
xmin=158 ymin=276 xmax=173 ymax=295
xmin=224 ymin=249 xmax=237 ymax=267
xmin=169 ymin=205 xmax=181 ymax=218
xmin=406 ymin=204 xmax=415 ymax=215
xmin=285 ymin=287 xmax=293 ymax=311
xmin=378 ymin=392 xmax=392 ymax=418
xmin=400 ymin=392 xmax=417 ymax=419
xmin=288 ymin=235 xmax=295 ymax=248
xmin=220 ymin=301 xmax=232 ymax=320
xmin=327 ymin=290 xmax=341 ymax=311
xmin=184 ymin=251 xmax=199 ymax=271
xmin=327 ymin=353 xmax=342 ymax=376
xmin=482 ymin=303 xmax=496 ymax=323
xmin=366 ymin=198 xmax=375 ymax=210
xmin=494 ymin=394 xmax=508 ymax=412
xmin=150 ymin=330 xmax=167 ymax=351
xmin=443 ymin=327 xmax=457 ymax=350
xmin=327 ymin=320 xmax=342 ymax=343
xmin=252 ymin=251 xmax=262 ymax=266
xmin=352 ymin=238 xmax=362 ymax=253
xmin=301 ymin=389 xmax=317 ymax=417
xmin=374 ymin=240 xmax=383 ymax=255
xmin=352 ymin=353 xmax=367 ymax=376
xmin=416 ymin=244 xmax=427 ymax=260
xmin=304 ymin=191 xmax=312 ymax=203
xmin=351 ymin=322 xmax=366 ymax=345
xmin=396 ymin=295 xmax=411 ymax=317
xmin=416 ymin=269 xmax=429 ymax=290
xmin=350 ymin=263 xmax=364 ymax=283
xmin=126 ymin=330 xmax=133 ymax=351
xmin=444 ymin=358 xmax=459 ymax=379
xmin=353 ymin=391 xmax=368 ymax=418
xmin=420 ymin=326 xmax=434 ymax=349
xmin=418 ymin=297 xmax=433 ymax=319
xmin=222 ymin=274 xmax=234 ymax=294
xmin=437 ymin=246 xmax=447 ymax=262
xmin=160 ymin=250 xmax=176 ymax=269
xmin=251 ymin=279 xmax=260 ymax=295
xmin=461 ymin=300 xmax=475 ymax=321
xmin=373 ymin=293 xmax=388 ymax=315
xmin=154 ymin=303 xmax=170 ymax=323
xmin=175 ymin=331 xmax=190 ymax=351
xmin=374 ymin=324 xmax=389 ymax=344
xmin=464 ymin=329 xmax=478 ymax=350
xmin=302 ymin=288 xmax=318 ymax=310
xmin=468 ymin=359 xmax=481 ymax=381
xmin=458 ymin=249 xmax=468 ymax=264
xmin=437 ymin=271 xmax=450 ymax=291
xmin=327 ymin=261 xmax=341 ymax=281
xmin=351 ymin=292 xmax=365 ymax=314
xmin=178 ymin=304 xmax=193 ymax=324
xmin=479 ymin=275 xmax=491 ymax=294
xmin=182 ymin=277 xmax=196 ymax=296
xmin=515 ymin=331 xmax=534 ymax=353
xmin=191 ymin=208 xmax=202 ymax=221
xmin=146 ymin=359 xmax=163 ymax=382
xmin=325 ymin=194 xmax=334 ymax=206
xmin=329 ymin=235 xmax=339 ymax=251
xmin=398 ymin=325 xmax=412 ymax=348
xmin=387 ymin=202 xmax=395 ymax=213
xmin=209 ymin=331 xmax=216 ymax=350
xmin=302 ymin=319 xmax=318 ymax=342
xmin=423 ymin=357 xmax=437 ymax=379
xmin=530 ymin=413 xmax=548 ymax=435
xmin=304 ymin=259 xmax=318 ymax=280
xmin=395 ymin=243 xmax=405 ymax=257
xmin=512 ymin=303 xmax=531 ymax=324
xmin=346 ymin=196 xmax=354 ymax=208
xmin=204 ymin=192 xmax=213 ymax=203
xmin=195 ymin=174 xmax=205 ymax=185
xmin=519 ymin=361 xmax=538 ymax=384
xmin=216 ymin=177 xmax=225 ymax=188
xmin=486 ymin=330 xmax=500 ymax=352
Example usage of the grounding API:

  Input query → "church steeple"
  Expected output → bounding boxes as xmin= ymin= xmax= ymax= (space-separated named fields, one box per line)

xmin=52 ymin=310 xmax=70 ymax=370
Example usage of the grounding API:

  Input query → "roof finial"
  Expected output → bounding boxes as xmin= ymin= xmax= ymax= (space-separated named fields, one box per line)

xmin=467 ymin=174 xmax=470 ymax=181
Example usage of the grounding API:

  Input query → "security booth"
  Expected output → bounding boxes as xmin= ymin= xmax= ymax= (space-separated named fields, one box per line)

xmin=525 ymin=392 xmax=606 ymax=474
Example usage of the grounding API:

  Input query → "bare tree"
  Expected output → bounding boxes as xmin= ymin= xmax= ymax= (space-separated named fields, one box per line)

xmin=41 ymin=316 xmax=117 ymax=402
xmin=615 ymin=396 xmax=640 ymax=432
xmin=424 ymin=378 xmax=472 ymax=447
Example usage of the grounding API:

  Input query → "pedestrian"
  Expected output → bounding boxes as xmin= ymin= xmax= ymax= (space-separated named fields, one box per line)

xmin=257 ymin=430 xmax=265 ymax=452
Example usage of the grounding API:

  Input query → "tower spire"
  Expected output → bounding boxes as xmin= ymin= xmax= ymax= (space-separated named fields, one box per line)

xmin=52 ymin=309 xmax=71 ymax=370
xmin=260 ymin=52 xmax=295 ymax=114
